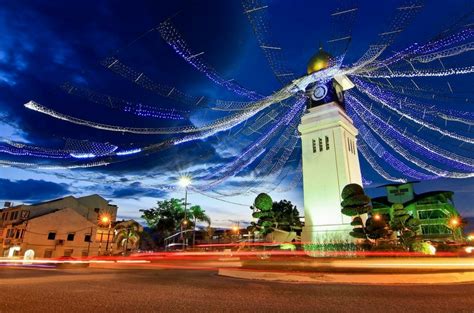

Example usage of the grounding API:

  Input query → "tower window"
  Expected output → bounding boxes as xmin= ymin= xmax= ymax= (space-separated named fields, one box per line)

xmin=319 ymin=138 xmax=323 ymax=152
xmin=47 ymin=232 xmax=56 ymax=240
xmin=347 ymin=138 xmax=350 ymax=152
xmin=325 ymin=136 xmax=330 ymax=150
xmin=312 ymin=139 xmax=317 ymax=153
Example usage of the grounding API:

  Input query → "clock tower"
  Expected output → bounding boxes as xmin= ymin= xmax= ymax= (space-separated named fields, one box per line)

xmin=299 ymin=48 xmax=362 ymax=244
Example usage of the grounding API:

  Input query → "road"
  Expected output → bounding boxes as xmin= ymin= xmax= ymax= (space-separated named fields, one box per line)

xmin=1 ymin=267 xmax=473 ymax=313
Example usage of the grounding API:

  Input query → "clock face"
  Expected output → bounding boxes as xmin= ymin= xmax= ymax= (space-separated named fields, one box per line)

xmin=311 ymin=85 xmax=328 ymax=101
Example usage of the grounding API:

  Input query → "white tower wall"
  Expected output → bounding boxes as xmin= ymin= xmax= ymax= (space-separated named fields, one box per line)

xmin=298 ymin=102 xmax=362 ymax=242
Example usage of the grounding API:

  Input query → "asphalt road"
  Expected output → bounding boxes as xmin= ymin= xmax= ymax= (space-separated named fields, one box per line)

xmin=1 ymin=267 xmax=473 ymax=313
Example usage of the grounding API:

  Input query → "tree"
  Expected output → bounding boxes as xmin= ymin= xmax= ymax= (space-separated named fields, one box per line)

xmin=365 ymin=215 xmax=391 ymax=242
xmin=249 ymin=193 xmax=302 ymax=237
xmin=271 ymin=200 xmax=302 ymax=233
xmin=390 ymin=203 xmax=420 ymax=250
xmin=188 ymin=205 xmax=211 ymax=246
xmin=250 ymin=193 xmax=275 ymax=235
xmin=114 ymin=220 xmax=142 ymax=255
xmin=139 ymin=198 xmax=209 ymax=247
xmin=340 ymin=184 xmax=371 ymax=239
xmin=341 ymin=184 xmax=392 ymax=244
xmin=139 ymin=198 xmax=186 ymax=245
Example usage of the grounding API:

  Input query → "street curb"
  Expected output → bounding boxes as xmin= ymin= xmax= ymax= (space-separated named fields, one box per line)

xmin=218 ymin=268 xmax=474 ymax=285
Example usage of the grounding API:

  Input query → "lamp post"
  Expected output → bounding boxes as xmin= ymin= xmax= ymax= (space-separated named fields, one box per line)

xmin=98 ymin=214 xmax=111 ymax=256
xmin=105 ymin=221 xmax=112 ymax=255
xmin=232 ymin=224 xmax=240 ymax=243
xmin=450 ymin=216 xmax=460 ymax=242
xmin=179 ymin=176 xmax=192 ymax=249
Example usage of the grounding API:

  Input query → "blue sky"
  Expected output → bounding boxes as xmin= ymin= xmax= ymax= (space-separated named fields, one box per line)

xmin=0 ymin=0 xmax=473 ymax=227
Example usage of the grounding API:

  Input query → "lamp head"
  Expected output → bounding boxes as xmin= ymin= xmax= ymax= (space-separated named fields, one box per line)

xmin=179 ymin=176 xmax=192 ymax=187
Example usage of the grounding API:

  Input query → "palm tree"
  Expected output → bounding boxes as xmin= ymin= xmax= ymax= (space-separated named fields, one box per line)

xmin=188 ymin=205 xmax=211 ymax=246
xmin=114 ymin=220 xmax=142 ymax=255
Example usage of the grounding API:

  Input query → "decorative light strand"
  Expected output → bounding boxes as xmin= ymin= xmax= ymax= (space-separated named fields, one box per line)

xmin=158 ymin=21 xmax=263 ymax=101
xmin=348 ymin=93 xmax=474 ymax=176
xmin=349 ymin=92 xmax=474 ymax=169
xmin=354 ymin=78 xmax=474 ymax=144
xmin=348 ymin=110 xmax=439 ymax=180
xmin=357 ymin=140 xmax=407 ymax=182
xmin=61 ymin=82 xmax=186 ymax=120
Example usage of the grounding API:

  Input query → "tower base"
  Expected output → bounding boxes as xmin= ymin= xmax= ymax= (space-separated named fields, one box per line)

xmin=302 ymin=224 xmax=357 ymax=257
xmin=301 ymin=224 xmax=354 ymax=243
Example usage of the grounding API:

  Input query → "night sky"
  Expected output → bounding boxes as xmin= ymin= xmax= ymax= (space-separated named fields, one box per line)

xmin=1 ymin=0 xmax=473 ymax=227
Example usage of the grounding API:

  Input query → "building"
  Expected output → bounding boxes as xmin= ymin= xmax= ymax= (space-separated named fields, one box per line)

xmin=371 ymin=182 xmax=463 ymax=241
xmin=0 ymin=194 xmax=118 ymax=258
xmin=299 ymin=48 xmax=361 ymax=243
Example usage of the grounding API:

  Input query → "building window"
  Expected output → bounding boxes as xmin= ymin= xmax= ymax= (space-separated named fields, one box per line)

xmin=325 ymin=136 xmax=330 ymax=150
xmin=312 ymin=139 xmax=317 ymax=153
xmin=67 ymin=233 xmax=75 ymax=241
xmin=319 ymin=138 xmax=323 ymax=152
xmin=81 ymin=250 xmax=89 ymax=257
xmin=15 ymin=230 xmax=21 ymax=239
xmin=84 ymin=234 xmax=91 ymax=242
xmin=421 ymin=225 xmax=452 ymax=235
xmin=20 ymin=229 xmax=25 ymax=239
xmin=6 ymin=229 xmax=14 ymax=238
xmin=47 ymin=232 xmax=56 ymax=240
xmin=418 ymin=210 xmax=448 ymax=220
xmin=64 ymin=249 xmax=73 ymax=257
xmin=44 ymin=250 xmax=53 ymax=258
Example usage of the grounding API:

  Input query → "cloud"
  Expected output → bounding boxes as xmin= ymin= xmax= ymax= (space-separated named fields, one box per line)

xmin=109 ymin=182 xmax=168 ymax=200
xmin=0 ymin=178 xmax=70 ymax=202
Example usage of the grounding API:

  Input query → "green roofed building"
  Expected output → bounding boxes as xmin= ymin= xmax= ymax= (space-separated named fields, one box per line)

xmin=371 ymin=182 xmax=463 ymax=242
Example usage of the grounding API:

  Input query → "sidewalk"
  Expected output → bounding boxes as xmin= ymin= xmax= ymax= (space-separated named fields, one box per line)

xmin=218 ymin=268 xmax=474 ymax=285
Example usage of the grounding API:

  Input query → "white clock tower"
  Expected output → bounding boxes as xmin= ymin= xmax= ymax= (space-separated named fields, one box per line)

xmin=299 ymin=48 xmax=362 ymax=243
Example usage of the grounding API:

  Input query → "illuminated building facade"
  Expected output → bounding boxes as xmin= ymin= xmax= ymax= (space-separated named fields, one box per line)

xmin=371 ymin=182 xmax=464 ymax=241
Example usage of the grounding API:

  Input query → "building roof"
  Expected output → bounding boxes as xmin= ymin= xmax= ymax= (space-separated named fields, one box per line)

xmin=13 ymin=207 xmax=95 ymax=227
xmin=372 ymin=190 xmax=454 ymax=207
xmin=30 ymin=195 xmax=75 ymax=206
xmin=12 ymin=209 xmax=61 ymax=226
xmin=376 ymin=181 xmax=420 ymax=188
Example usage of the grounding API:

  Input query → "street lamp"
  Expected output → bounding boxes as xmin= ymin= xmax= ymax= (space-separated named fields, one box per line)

xmin=449 ymin=217 xmax=460 ymax=227
xmin=179 ymin=176 xmax=192 ymax=249
xmin=373 ymin=213 xmax=382 ymax=221
xmin=98 ymin=213 xmax=112 ymax=256
xmin=232 ymin=223 xmax=240 ymax=242
xmin=449 ymin=216 xmax=461 ymax=242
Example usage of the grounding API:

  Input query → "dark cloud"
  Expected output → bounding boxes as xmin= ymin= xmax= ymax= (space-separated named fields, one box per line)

xmin=0 ymin=178 xmax=70 ymax=202
xmin=110 ymin=182 xmax=168 ymax=200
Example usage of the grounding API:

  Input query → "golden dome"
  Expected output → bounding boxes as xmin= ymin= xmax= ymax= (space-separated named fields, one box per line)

xmin=307 ymin=48 xmax=332 ymax=74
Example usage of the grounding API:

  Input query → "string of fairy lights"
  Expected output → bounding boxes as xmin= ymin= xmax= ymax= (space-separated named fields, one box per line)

xmin=2 ymin=0 xmax=474 ymax=200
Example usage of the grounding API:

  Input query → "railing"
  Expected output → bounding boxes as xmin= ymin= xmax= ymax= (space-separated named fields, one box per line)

xmin=163 ymin=229 xmax=194 ymax=251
